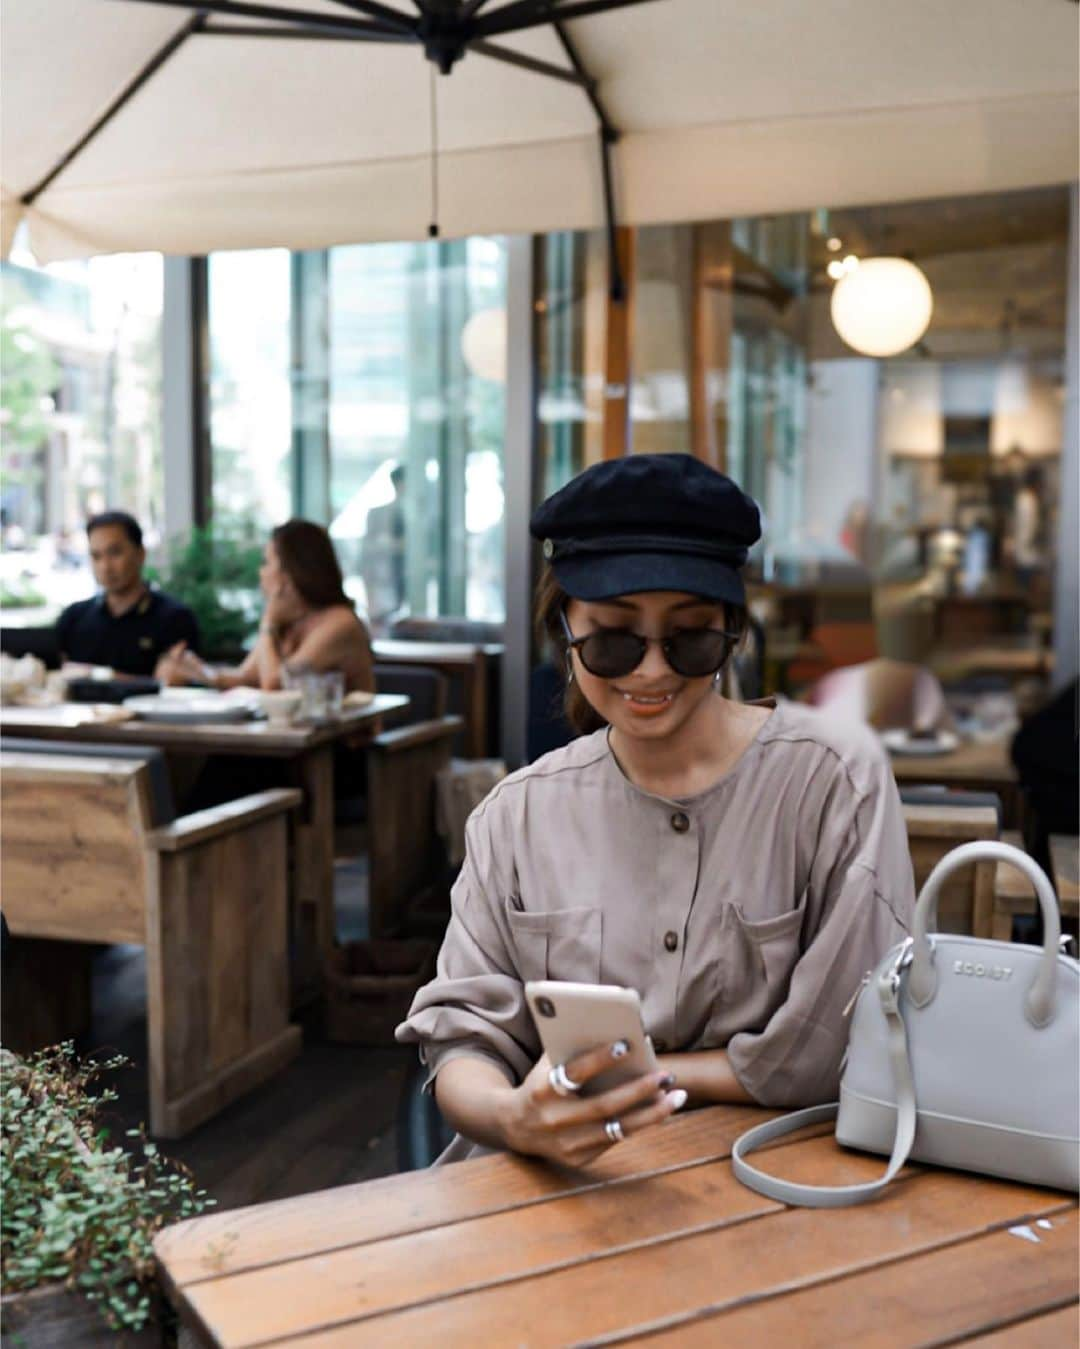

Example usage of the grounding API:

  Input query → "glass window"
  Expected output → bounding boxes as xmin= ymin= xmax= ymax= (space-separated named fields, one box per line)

xmin=208 ymin=249 xmax=291 ymax=529
xmin=207 ymin=237 xmax=508 ymax=631
xmin=0 ymin=235 xmax=163 ymax=616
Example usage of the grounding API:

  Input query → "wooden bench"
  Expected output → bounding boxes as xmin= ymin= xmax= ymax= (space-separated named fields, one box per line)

xmin=367 ymin=715 xmax=463 ymax=938
xmin=993 ymin=830 xmax=1080 ymax=941
xmin=903 ymin=802 xmax=999 ymax=936
xmin=0 ymin=750 xmax=302 ymax=1138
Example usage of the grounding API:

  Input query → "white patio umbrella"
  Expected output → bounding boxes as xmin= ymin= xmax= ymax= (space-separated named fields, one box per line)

xmin=1 ymin=0 xmax=1076 ymax=262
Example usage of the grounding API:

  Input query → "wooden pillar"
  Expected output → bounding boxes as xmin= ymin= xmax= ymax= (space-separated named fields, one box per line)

xmin=602 ymin=227 xmax=636 ymax=460
xmin=690 ymin=222 xmax=734 ymax=470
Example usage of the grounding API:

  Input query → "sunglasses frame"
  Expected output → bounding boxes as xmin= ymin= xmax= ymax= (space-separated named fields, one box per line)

xmin=559 ymin=608 xmax=742 ymax=680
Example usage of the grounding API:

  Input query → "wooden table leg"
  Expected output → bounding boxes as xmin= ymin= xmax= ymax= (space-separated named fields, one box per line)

xmin=465 ymin=655 xmax=487 ymax=759
xmin=289 ymin=745 xmax=336 ymax=1005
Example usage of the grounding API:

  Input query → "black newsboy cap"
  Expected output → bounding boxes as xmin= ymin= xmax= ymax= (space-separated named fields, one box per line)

xmin=529 ymin=453 xmax=761 ymax=606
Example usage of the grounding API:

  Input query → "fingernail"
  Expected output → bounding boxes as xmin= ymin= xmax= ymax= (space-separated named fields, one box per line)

xmin=611 ymin=1040 xmax=629 ymax=1059
xmin=666 ymin=1089 xmax=688 ymax=1111
xmin=658 ymin=1073 xmax=676 ymax=1089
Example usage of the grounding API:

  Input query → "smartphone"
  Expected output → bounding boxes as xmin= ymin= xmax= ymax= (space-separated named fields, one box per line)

xmin=524 ymin=980 xmax=659 ymax=1096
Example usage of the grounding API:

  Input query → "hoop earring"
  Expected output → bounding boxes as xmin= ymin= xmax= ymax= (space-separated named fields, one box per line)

xmin=565 ymin=652 xmax=575 ymax=685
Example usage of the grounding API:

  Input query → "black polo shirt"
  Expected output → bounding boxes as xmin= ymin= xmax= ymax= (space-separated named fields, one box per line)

xmin=55 ymin=588 xmax=201 ymax=677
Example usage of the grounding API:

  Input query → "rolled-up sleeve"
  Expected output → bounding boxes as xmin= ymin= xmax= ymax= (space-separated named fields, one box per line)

xmin=395 ymin=805 xmax=538 ymax=1090
xmin=726 ymin=748 xmax=915 ymax=1107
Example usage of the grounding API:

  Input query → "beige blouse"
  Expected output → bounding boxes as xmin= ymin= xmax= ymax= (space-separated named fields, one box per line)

xmin=397 ymin=698 xmax=915 ymax=1148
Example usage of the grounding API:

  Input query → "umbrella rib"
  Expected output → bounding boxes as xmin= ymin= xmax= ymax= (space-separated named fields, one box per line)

xmin=21 ymin=8 xmax=207 ymax=205
xmin=321 ymin=0 xmax=419 ymax=33
xmin=200 ymin=21 xmax=414 ymax=39
xmin=111 ymin=0 xmax=411 ymax=39
xmin=468 ymin=39 xmax=584 ymax=86
xmin=474 ymin=0 xmax=661 ymax=37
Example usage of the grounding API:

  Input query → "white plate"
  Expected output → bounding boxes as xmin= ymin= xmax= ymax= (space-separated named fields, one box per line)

xmin=881 ymin=728 xmax=960 ymax=757
xmin=123 ymin=694 xmax=254 ymax=724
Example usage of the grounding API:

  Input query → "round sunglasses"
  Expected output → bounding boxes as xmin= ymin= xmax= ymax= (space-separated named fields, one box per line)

xmin=559 ymin=609 xmax=740 ymax=680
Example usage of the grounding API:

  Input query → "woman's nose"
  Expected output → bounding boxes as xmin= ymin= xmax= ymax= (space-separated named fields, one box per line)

xmin=635 ymin=638 xmax=671 ymax=679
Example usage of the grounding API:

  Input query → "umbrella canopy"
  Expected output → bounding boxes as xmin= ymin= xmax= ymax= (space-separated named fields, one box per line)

xmin=2 ymin=0 xmax=1076 ymax=261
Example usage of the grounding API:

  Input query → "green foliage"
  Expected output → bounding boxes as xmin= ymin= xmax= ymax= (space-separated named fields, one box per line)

xmin=1 ymin=1042 xmax=213 ymax=1333
xmin=147 ymin=523 xmax=263 ymax=660
xmin=0 ymin=282 xmax=60 ymax=491
xmin=0 ymin=579 xmax=48 ymax=609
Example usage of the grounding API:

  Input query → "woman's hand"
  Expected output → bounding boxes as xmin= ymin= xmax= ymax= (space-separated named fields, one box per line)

xmin=154 ymin=642 xmax=218 ymax=688
xmin=496 ymin=1045 xmax=687 ymax=1168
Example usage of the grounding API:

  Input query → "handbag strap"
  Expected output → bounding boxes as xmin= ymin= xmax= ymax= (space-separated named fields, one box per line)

xmin=731 ymin=944 xmax=918 ymax=1208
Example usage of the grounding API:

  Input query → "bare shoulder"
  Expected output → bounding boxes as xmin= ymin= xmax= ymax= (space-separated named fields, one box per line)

xmin=312 ymin=605 xmax=365 ymax=637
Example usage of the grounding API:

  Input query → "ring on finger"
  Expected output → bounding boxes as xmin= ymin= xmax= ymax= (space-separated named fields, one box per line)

xmin=548 ymin=1062 xmax=582 ymax=1097
xmin=604 ymin=1118 xmax=625 ymax=1144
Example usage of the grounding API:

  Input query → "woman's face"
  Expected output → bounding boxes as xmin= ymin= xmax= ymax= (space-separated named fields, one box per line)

xmin=260 ymin=540 xmax=290 ymax=599
xmin=564 ymin=591 xmax=729 ymax=743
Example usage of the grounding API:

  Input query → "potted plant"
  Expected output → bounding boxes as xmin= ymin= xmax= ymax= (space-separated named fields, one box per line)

xmin=147 ymin=522 xmax=264 ymax=662
xmin=1 ymin=1043 xmax=212 ymax=1347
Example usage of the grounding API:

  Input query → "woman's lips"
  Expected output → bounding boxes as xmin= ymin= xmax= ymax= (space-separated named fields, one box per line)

xmin=617 ymin=690 xmax=675 ymax=716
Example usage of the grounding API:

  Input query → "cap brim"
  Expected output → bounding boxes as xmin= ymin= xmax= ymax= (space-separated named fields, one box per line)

xmin=552 ymin=551 xmax=746 ymax=607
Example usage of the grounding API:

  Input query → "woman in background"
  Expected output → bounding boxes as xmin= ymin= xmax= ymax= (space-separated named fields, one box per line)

xmin=159 ymin=519 xmax=373 ymax=692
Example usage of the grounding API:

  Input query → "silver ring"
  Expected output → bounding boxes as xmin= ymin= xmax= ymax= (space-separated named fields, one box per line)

xmin=548 ymin=1062 xmax=582 ymax=1097
xmin=604 ymin=1118 xmax=625 ymax=1144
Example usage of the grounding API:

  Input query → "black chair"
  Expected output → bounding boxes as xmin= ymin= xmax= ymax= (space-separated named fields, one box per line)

xmin=527 ymin=661 xmax=575 ymax=763
xmin=373 ymin=663 xmax=449 ymax=726
xmin=395 ymin=1051 xmax=455 ymax=1171
xmin=0 ymin=624 xmax=61 ymax=669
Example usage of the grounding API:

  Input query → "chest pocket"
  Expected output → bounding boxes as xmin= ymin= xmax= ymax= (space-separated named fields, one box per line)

xmin=709 ymin=890 xmax=808 ymax=1037
xmin=505 ymin=903 xmax=602 ymax=985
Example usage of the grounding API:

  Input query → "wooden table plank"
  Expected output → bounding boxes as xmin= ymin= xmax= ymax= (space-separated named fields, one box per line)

xmin=624 ymin=1209 xmax=1079 ymax=1347
xmin=184 ymin=1139 xmax=1067 ymax=1348
xmin=0 ymin=696 xmax=408 ymax=757
xmin=154 ymin=1107 xmax=781 ymax=1286
xmin=184 ymin=1156 xmax=780 ymax=1346
xmin=965 ymin=1303 xmax=1080 ymax=1346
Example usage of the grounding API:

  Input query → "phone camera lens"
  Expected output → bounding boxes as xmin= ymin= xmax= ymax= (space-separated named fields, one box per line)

xmin=536 ymin=996 xmax=556 ymax=1019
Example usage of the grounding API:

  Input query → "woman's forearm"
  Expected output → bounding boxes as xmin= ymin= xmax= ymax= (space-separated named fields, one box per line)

xmin=656 ymin=1049 xmax=756 ymax=1107
xmin=432 ymin=1057 xmax=518 ymax=1150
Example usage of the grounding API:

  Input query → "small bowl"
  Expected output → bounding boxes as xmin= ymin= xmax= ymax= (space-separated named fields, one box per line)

xmin=258 ymin=689 xmax=303 ymax=724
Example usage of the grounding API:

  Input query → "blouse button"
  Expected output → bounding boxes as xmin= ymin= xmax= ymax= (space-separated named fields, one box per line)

xmin=663 ymin=930 xmax=679 ymax=952
xmin=670 ymin=811 xmax=690 ymax=833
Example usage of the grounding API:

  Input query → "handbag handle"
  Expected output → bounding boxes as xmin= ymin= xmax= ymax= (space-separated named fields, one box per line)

xmin=907 ymin=840 xmax=1061 ymax=1026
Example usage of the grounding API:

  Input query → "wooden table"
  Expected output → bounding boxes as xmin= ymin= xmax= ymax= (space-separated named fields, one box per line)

xmin=0 ymin=696 xmax=408 ymax=997
xmin=373 ymin=639 xmax=502 ymax=758
xmin=889 ymin=735 xmax=1023 ymax=829
xmin=154 ymin=1105 xmax=1078 ymax=1347
xmin=930 ymin=639 xmax=1053 ymax=685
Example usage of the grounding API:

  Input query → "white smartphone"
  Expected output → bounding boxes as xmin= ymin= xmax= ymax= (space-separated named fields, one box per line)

xmin=524 ymin=980 xmax=659 ymax=1096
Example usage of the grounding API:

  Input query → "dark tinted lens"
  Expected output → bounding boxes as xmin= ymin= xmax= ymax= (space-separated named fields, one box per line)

xmin=664 ymin=629 xmax=733 ymax=676
xmin=578 ymin=630 xmax=647 ymax=677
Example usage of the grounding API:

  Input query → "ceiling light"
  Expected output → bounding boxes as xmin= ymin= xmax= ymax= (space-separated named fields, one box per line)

xmin=826 ymin=259 xmax=846 ymax=281
xmin=830 ymin=257 xmax=933 ymax=358
xmin=826 ymin=237 xmax=843 ymax=252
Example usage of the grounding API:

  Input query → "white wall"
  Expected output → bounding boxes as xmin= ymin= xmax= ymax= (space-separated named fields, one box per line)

xmin=803 ymin=358 xmax=878 ymax=553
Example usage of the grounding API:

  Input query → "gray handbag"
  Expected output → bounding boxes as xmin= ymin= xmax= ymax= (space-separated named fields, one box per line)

xmin=732 ymin=841 xmax=1080 ymax=1207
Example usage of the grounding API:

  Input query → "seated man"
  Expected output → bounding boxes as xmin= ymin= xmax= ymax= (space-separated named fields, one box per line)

xmin=56 ymin=511 xmax=200 ymax=679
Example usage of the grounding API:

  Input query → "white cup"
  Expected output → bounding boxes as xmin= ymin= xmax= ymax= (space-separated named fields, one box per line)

xmin=258 ymin=689 xmax=303 ymax=725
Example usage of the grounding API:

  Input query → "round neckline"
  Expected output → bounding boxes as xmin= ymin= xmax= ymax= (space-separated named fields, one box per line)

xmin=604 ymin=697 xmax=781 ymax=808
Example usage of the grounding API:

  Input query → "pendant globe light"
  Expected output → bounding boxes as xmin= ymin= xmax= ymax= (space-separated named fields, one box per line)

xmin=830 ymin=257 xmax=934 ymax=357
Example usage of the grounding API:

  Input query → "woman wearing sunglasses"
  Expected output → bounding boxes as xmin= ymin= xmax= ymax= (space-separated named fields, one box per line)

xmin=398 ymin=454 xmax=914 ymax=1167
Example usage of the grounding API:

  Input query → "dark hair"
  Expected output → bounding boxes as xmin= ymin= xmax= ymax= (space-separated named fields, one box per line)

xmin=271 ymin=519 xmax=353 ymax=611
xmin=87 ymin=511 xmax=143 ymax=549
xmin=534 ymin=564 xmax=749 ymax=735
